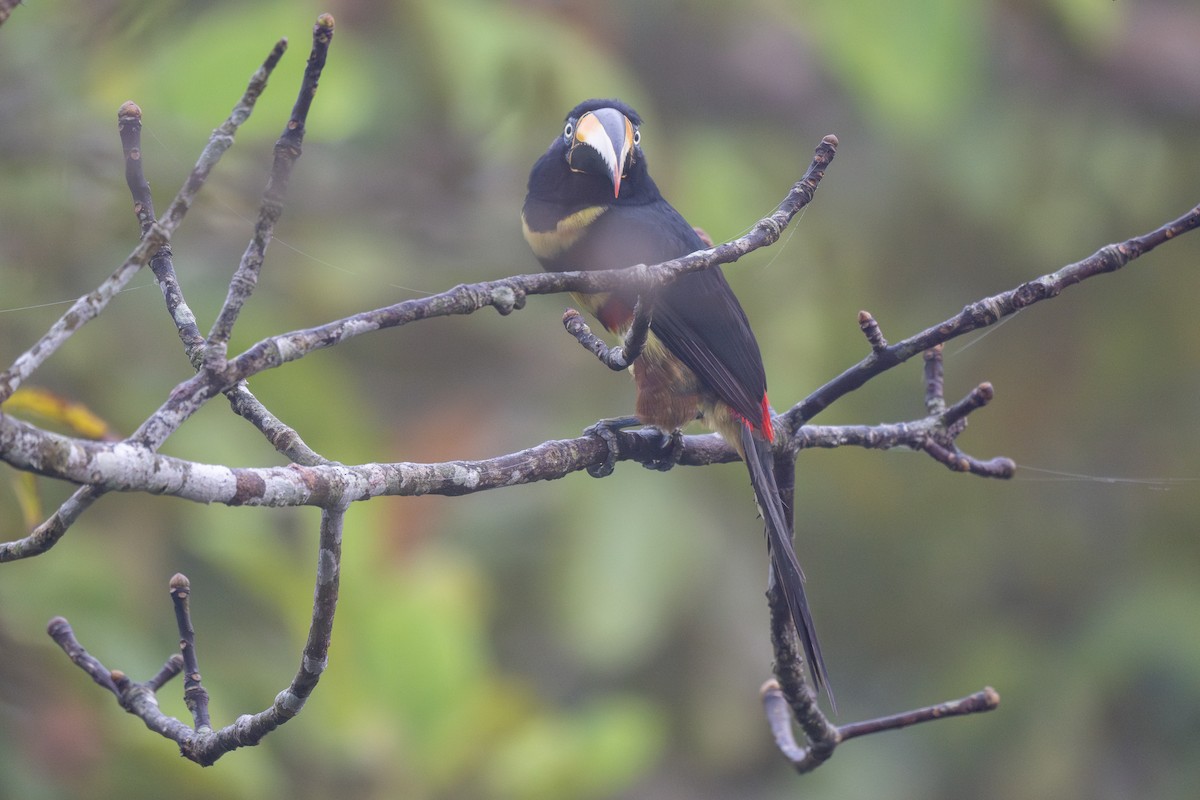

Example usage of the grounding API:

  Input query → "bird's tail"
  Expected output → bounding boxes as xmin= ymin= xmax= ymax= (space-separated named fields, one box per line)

xmin=740 ymin=423 xmax=833 ymax=709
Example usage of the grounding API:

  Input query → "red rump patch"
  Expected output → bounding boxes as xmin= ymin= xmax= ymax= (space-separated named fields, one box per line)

xmin=760 ymin=394 xmax=774 ymax=442
xmin=732 ymin=394 xmax=775 ymax=441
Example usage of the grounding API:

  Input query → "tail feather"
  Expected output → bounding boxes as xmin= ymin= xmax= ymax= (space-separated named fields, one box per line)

xmin=740 ymin=423 xmax=833 ymax=709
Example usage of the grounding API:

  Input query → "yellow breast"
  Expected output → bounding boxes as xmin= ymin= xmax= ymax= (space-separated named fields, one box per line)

xmin=521 ymin=205 xmax=608 ymax=260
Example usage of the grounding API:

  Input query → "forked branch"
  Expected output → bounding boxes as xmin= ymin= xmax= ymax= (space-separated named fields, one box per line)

xmin=48 ymin=506 xmax=345 ymax=765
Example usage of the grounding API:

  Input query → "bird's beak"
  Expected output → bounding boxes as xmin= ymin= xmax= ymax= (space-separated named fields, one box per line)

xmin=568 ymin=108 xmax=634 ymax=198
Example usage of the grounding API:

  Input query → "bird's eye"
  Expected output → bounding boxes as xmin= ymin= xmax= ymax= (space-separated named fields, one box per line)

xmin=632 ymin=129 xmax=641 ymax=146
xmin=563 ymin=121 xmax=574 ymax=141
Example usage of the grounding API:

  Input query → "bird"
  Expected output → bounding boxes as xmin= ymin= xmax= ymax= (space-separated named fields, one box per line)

xmin=521 ymin=99 xmax=831 ymax=703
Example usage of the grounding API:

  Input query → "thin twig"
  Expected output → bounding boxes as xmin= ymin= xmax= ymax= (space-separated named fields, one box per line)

xmin=118 ymin=102 xmax=156 ymax=238
xmin=761 ymin=680 xmax=1000 ymax=773
xmin=47 ymin=616 xmax=197 ymax=745
xmin=147 ymin=654 xmax=185 ymax=693
xmin=119 ymin=100 xmax=206 ymax=365
xmin=857 ymin=310 xmax=888 ymax=353
xmin=169 ymin=573 xmax=212 ymax=732
xmin=839 ymin=686 xmax=1001 ymax=741
xmin=225 ymin=383 xmax=330 ymax=465
xmin=562 ymin=296 xmax=654 ymax=370
xmin=923 ymin=344 xmax=946 ymax=413
xmin=46 ymin=616 xmax=119 ymax=694
xmin=206 ymin=15 xmax=334 ymax=355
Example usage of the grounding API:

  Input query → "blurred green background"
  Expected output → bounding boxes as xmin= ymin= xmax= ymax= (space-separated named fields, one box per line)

xmin=3 ymin=0 xmax=1200 ymax=798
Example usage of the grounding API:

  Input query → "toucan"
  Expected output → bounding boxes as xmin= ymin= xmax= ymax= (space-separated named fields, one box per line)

xmin=521 ymin=99 xmax=830 ymax=702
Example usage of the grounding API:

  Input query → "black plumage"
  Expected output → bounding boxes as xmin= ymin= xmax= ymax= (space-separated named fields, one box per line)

xmin=522 ymin=100 xmax=831 ymax=703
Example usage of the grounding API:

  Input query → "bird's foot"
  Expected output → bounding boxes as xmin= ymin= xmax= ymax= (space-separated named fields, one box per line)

xmin=582 ymin=415 xmax=642 ymax=478
xmin=643 ymin=428 xmax=683 ymax=472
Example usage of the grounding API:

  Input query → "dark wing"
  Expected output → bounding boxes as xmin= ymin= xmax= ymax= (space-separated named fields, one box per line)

xmin=606 ymin=201 xmax=767 ymax=428
xmin=651 ymin=265 xmax=768 ymax=428
xmin=549 ymin=197 xmax=769 ymax=426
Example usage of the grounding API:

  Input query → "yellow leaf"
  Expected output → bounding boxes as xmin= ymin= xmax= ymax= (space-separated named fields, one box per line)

xmin=11 ymin=471 xmax=42 ymax=530
xmin=2 ymin=386 xmax=118 ymax=440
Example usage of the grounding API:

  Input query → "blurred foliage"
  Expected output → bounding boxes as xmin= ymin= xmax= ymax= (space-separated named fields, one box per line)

xmin=3 ymin=0 xmax=1200 ymax=798
xmin=2 ymin=386 xmax=118 ymax=526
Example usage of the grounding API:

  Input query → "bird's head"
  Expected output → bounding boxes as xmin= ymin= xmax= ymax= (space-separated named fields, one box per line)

xmin=525 ymin=99 xmax=655 ymax=208
xmin=560 ymin=99 xmax=642 ymax=199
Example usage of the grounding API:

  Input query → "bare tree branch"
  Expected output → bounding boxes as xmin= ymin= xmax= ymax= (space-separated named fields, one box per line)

xmin=0 ymin=42 xmax=286 ymax=552
xmin=46 ymin=504 xmax=346 ymax=765
xmin=784 ymin=203 xmax=1200 ymax=429
xmin=20 ymin=17 xmax=352 ymax=767
xmin=119 ymin=98 xmax=329 ymax=467
xmin=0 ymin=379 xmax=1013 ymax=512
xmin=3 ymin=7 xmax=1200 ymax=774
xmin=0 ymin=27 xmax=322 ymax=563
xmin=762 ymin=680 xmax=1001 ymax=772
xmin=0 ymin=38 xmax=287 ymax=405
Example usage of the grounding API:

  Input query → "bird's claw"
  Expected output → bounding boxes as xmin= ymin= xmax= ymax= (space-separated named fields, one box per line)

xmin=585 ymin=425 xmax=619 ymax=478
xmin=582 ymin=416 xmax=640 ymax=478
xmin=644 ymin=428 xmax=683 ymax=471
xmin=582 ymin=417 xmax=682 ymax=476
